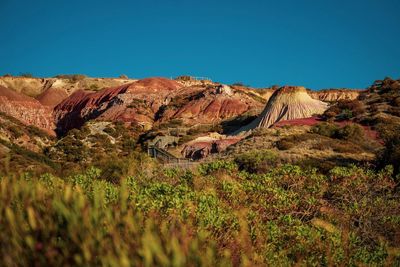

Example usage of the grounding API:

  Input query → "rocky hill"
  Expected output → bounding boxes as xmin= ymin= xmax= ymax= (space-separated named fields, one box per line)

xmin=0 ymin=85 xmax=55 ymax=134
xmin=37 ymin=87 xmax=69 ymax=107
xmin=53 ymin=78 xmax=266 ymax=134
xmin=0 ymin=112 xmax=56 ymax=175
xmin=237 ymin=86 xmax=328 ymax=132
xmin=309 ymin=89 xmax=361 ymax=102
xmin=0 ymin=75 xmax=135 ymax=97
xmin=0 ymin=75 xmax=363 ymax=136
xmin=0 ymin=74 xmax=397 ymax=178
xmin=53 ymin=78 xmax=179 ymax=134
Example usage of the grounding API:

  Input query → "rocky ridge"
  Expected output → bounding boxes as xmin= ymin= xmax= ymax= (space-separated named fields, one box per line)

xmin=0 ymin=85 xmax=55 ymax=134
xmin=238 ymin=86 xmax=329 ymax=132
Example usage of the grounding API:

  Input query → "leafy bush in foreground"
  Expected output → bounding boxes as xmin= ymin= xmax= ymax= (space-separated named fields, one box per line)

xmin=234 ymin=149 xmax=277 ymax=173
xmin=0 ymin=162 xmax=399 ymax=266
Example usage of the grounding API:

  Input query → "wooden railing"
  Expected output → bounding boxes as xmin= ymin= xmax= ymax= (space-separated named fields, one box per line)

xmin=147 ymin=146 xmax=214 ymax=169
xmin=147 ymin=146 xmax=191 ymax=164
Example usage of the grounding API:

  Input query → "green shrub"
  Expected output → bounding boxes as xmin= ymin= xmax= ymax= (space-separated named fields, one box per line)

xmin=376 ymin=123 xmax=400 ymax=177
xmin=234 ymin=149 xmax=277 ymax=173
xmin=275 ymin=133 xmax=317 ymax=150
xmin=55 ymin=74 xmax=87 ymax=82
xmin=198 ymin=160 xmax=237 ymax=175
xmin=0 ymin=163 xmax=399 ymax=266
xmin=19 ymin=72 xmax=33 ymax=78
xmin=27 ymin=125 xmax=52 ymax=139
xmin=312 ymin=123 xmax=366 ymax=143
xmin=276 ymin=139 xmax=295 ymax=150
xmin=311 ymin=122 xmax=338 ymax=137
xmin=8 ymin=125 xmax=24 ymax=138
xmin=89 ymin=84 xmax=99 ymax=90
xmin=334 ymin=123 xmax=365 ymax=141
xmin=323 ymin=100 xmax=365 ymax=120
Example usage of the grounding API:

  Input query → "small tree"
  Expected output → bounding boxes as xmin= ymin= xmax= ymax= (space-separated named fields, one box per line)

xmin=19 ymin=72 xmax=33 ymax=78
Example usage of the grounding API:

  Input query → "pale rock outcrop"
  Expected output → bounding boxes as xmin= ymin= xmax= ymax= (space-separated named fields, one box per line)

xmin=238 ymin=86 xmax=328 ymax=132
xmin=309 ymin=89 xmax=361 ymax=102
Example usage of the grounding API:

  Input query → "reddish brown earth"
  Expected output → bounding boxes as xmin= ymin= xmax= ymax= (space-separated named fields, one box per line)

xmin=182 ymin=137 xmax=241 ymax=160
xmin=274 ymin=117 xmax=324 ymax=127
xmin=162 ymin=85 xmax=263 ymax=124
xmin=53 ymin=78 xmax=184 ymax=133
xmin=0 ymin=85 xmax=55 ymax=134
xmin=0 ymin=75 xmax=366 ymax=138
xmin=37 ymin=88 xmax=69 ymax=107
xmin=54 ymin=79 xmax=265 ymax=134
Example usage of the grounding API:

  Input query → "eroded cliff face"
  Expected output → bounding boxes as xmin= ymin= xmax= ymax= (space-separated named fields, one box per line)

xmin=0 ymin=75 xmax=363 ymax=137
xmin=37 ymin=88 xmax=69 ymax=107
xmin=238 ymin=86 xmax=328 ymax=132
xmin=0 ymin=85 xmax=55 ymax=134
xmin=309 ymin=89 xmax=361 ymax=102
xmin=182 ymin=137 xmax=241 ymax=160
xmin=53 ymin=78 xmax=185 ymax=133
xmin=53 ymin=79 xmax=266 ymax=134
xmin=160 ymin=84 xmax=264 ymax=124
xmin=245 ymin=87 xmax=361 ymax=103
xmin=0 ymin=76 xmax=136 ymax=98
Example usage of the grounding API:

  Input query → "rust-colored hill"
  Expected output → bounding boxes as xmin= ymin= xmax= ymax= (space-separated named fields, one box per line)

xmin=37 ymin=88 xmax=69 ymax=107
xmin=0 ymin=85 xmax=36 ymax=102
xmin=54 ymin=78 xmax=265 ymax=134
xmin=160 ymin=84 xmax=264 ymax=124
xmin=53 ymin=78 xmax=184 ymax=133
xmin=0 ymin=85 xmax=55 ymax=134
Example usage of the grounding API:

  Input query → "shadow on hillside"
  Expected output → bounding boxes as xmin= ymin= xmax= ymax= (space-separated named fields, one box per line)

xmin=221 ymin=114 xmax=258 ymax=134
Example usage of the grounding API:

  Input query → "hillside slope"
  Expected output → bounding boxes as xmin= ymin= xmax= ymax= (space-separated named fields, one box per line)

xmin=237 ymin=86 xmax=328 ymax=133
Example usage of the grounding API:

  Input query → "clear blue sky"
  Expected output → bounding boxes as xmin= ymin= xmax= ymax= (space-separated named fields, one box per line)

xmin=0 ymin=0 xmax=399 ymax=89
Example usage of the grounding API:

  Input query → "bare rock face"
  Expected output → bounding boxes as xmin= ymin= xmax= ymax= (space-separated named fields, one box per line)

xmin=182 ymin=136 xmax=241 ymax=160
xmin=0 ymin=85 xmax=55 ymax=134
xmin=53 ymin=79 xmax=265 ymax=134
xmin=309 ymin=89 xmax=361 ymax=102
xmin=0 ymin=76 xmax=137 ymax=97
xmin=37 ymin=87 xmax=69 ymax=107
xmin=239 ymin=86 xmax=328 ymax=132
xmin=161 ymin=84 xmax=264 ymax=124
xmin=53 ymin=78 xmax=184 ymax=134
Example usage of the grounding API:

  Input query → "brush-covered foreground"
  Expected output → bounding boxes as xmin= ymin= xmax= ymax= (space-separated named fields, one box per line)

xmin=1 ymin=156 xmax=399 ymax=266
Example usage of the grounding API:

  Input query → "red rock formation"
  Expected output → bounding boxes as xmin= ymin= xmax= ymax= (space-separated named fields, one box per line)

xmin=37 ymin=88 xmax=69 ymax=107
xmin=182 ymin=137 xmax=241 ymax=160
xmin=54 ymin=79 xmax=265 ymax=134
xmin=273 ymin=116 xmax=324 ymax=127
xmin=161 ymin=85 xmax=264 ymax=124
xmin=53 ymin=78 xmax=184 ymax=133
xmin=0 ymin=85 xmax=55 ymax=134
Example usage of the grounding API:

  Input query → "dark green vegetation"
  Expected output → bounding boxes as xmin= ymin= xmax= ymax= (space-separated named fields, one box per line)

xmin=323 ymin=77 xmax=400 ymax=175
xmin=1 ymin=160 xmax=399 ymax=266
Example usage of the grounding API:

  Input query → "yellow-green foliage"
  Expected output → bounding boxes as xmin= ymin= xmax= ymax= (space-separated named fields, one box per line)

xmin=0 ymin=161 xmax=399 ymax=266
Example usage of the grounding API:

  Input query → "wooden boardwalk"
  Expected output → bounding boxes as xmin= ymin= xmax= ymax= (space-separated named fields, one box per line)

xmin=147 ymin=146 xmax=198 ymax=168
